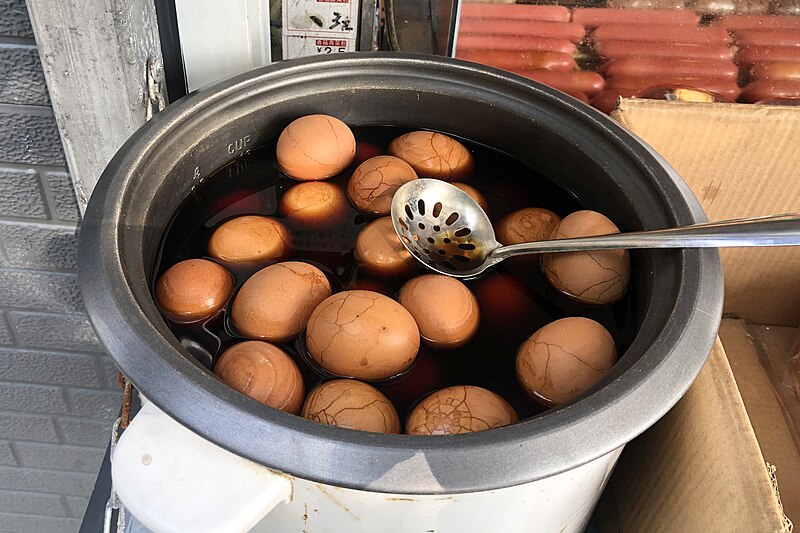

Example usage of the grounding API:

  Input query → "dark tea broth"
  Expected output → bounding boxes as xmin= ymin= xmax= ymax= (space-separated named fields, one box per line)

xmin=152 ymin=126 xmax=637 ymax=423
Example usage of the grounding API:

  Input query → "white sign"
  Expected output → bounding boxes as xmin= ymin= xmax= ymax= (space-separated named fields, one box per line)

xmin=282 ymin=0 xmax=360 ymax=58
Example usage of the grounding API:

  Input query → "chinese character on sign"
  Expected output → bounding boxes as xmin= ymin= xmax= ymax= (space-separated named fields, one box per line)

xmin=329 ymin=12 xmax=352 ymax=31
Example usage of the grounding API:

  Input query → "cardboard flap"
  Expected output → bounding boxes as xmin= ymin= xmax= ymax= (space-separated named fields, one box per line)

xmin=597 ymin=338 xmax=790 ymax=533
xmin=720 ymin=319 xmax=800 ymax=526
xmin=611 ymin=99 xmax=800 ymax=327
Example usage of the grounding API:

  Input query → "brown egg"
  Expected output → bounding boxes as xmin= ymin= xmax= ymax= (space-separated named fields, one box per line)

xmin=406 ymin=386 xmax=518 ymax=435
xmin=516 ymin=317 xmax=617 ymax=407
xmin=398 ymin=275 xmax=479 ymax=349
xmin=276 ymin=115 xmax=356 ymax=181
xmin=301 ymin=379 xmax=401 ymax=433
xmin=231 ymin=261 xmax=332 ymax=342
xmin=214 ymin=341 xmax=304 ymax=414
xmin=346 ymin=156 xmax=418 ymax=215
xmin=155 ymin=259 xmax=233 ymax=323
xmin=451 ymin=182 xmax=490 ymax=214
xmin=542 ymin=210 xmax=630 ymax=305
xmin=208 ymin=216 xmax=291 ymax=264
xmin=495 ymin=207 xmax=561 ymax=247
xmin=354 ymin=217 xmax=418 ymax=278
xmin=305 ymin=290 xmax=420 ymax=380
xmin=388 ymin=131 xmax=474 ymax=181
xmin=279 ymin=182 xmax=350 ymax=226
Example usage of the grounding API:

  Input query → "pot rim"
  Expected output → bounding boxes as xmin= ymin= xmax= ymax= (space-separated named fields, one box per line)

xmin=79 ymin=53 xmax=723 ymax=494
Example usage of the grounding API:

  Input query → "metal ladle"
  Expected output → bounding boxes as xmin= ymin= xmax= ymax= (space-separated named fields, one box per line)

xmin=390 ymin=179 xmax=800 ymax=279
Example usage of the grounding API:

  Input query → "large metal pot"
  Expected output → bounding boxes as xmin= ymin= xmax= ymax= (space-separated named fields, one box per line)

xmin=79 ymin=53 xmax=722 ymax=533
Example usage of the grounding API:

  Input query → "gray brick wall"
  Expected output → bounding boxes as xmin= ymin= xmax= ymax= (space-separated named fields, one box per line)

xmin=0 ymin=2 xmax=122 ymax=531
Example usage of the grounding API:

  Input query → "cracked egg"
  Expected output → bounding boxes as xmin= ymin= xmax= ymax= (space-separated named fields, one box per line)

xmin=276 ymin=114 xmax=356 ymax=181
xmin=155 ymin=258 xmax=234 ymax=323
xmin=346 ymin=155 xmax=418 ymax=215
xmin=214 ymin=340 xmax=305 ymax=414
xmin=354 ymin=217 xmax=418 ymax=278
xmin=278 ymin=181 xmax=350 ymax=227
xmin=305 ymin=290 xmax=420 ymax=380
xmin=231 ymin=261 xmax=332 ymax=342
xmin=388 ymin=131 xmax=474 ymax=181
xmin=495 ymin=207 xmax=561 ymax=249
xmin=398 ymin=274 xmax=480 ymax=349
xmin=542 ymin=210 xmax=631 ymax=305
xmin=301 ymin=379 xmax=401 ymax=433
xmin=516 ymin=317 xmax=617 ymax=407
xmin=208 ymin=215 xmax=291 ymax=264
xmin=406 ymin=385 xmax=518 ymax=435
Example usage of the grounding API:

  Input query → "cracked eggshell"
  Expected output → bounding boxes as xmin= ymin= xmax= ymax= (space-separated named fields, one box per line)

xmin=301 ymin=379 xmax=401 ymax=433
xmin=542 ymin=210 xmax=630 ymax=305
xmin=495 ymin=207 xmax=561 ymax=248
xmin=276 ymin=114 xmax=356 ymax=181
xmin=208 ymin=215 xmax=291 ymax=264
xmin=305 ymin=290 xmax=420 ymax=380
xmin=406 ymin=385 xmax=518 ymax=435
xmin=398 ymin=274 xmax=480 ymax=349
xmin=516 ymin=317 xmax=617 ymax=407
xmin=214 ymin=341 xmax=304 ymax=414
xmin=451 ymin=182 xmax=490 ymax=215
xmin=388 ymin=131 xmax=475 ymax=181
xmin=278 ymin=181 xmax=350 ymax=227
xmin=231 ymin=261 xmax=332 ymax=342
xmin=155 ymin=259 xmax=234 ymax=323
xmin=346 ymin=155 xmax=418 ymax=215
xmin=354 ymin=217 xmax=419 ymax=278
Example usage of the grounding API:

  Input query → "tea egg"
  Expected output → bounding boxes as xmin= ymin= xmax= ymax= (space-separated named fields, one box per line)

xmin=214 ymin=341 xmax=304 ymax=414
xmin=451 ymin=182 xmax=490 ymax=214
xmin=301 ymin=379 xmax=401 ymax=433
xmin=388 ymin=131 xmax=474 ymax=181
xmin=232 ymin=261 xmax=332 ymax=342
xmin=354 ymin=217 xmax=418 ymax=278
xmin=495 ymin=207 xmax=561 ymax=248
xmin=516 ymin=317 xmax=617 ymax=407
xmin=542 ymin=210 xmax=630 ymax=305
xmin=276 ymin=114 xmax=356 ymax=181
xmin=305 ymin=290 xmax=420 ymax=380
xmin=398 ymin=274 xmax=479 ymax=349
xmin=279 ymin=182 xmax=350 ymax=226
xmin=155 ymin=259 xmax=233 ymax=323
xmin=208 ymin=215 xmax=291 ymax=264
xmin=406 ymin=385 xmax=518 ymax=435
xmin=346 ymin=155 xmax=418 ymax=215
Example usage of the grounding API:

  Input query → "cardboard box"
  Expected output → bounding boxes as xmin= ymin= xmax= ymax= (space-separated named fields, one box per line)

xmin=595 ymin=99 xmax=800 ymax=532
xmin=612 ymin=100 xmax=800 ymax=327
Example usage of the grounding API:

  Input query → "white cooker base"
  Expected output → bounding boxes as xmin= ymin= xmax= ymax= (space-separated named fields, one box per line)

xmin=115 ymin=401 xmax=622 ymax=533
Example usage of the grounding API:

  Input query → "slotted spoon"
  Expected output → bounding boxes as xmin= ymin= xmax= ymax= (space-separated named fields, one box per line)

xmin=390 ymin=179 xmax=800 ymax=279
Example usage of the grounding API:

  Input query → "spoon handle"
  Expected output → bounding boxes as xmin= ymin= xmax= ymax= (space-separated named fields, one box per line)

xmin=491 ymin=213 xmax=800 ymax=258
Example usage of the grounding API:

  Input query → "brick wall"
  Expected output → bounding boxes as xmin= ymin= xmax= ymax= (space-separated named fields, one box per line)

xmin=0 ymin=1 xmax=122 ymax=530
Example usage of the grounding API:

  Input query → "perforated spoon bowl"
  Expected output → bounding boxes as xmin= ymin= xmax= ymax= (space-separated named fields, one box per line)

xmin=390 ymin=179 xmax=800 ymax=279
